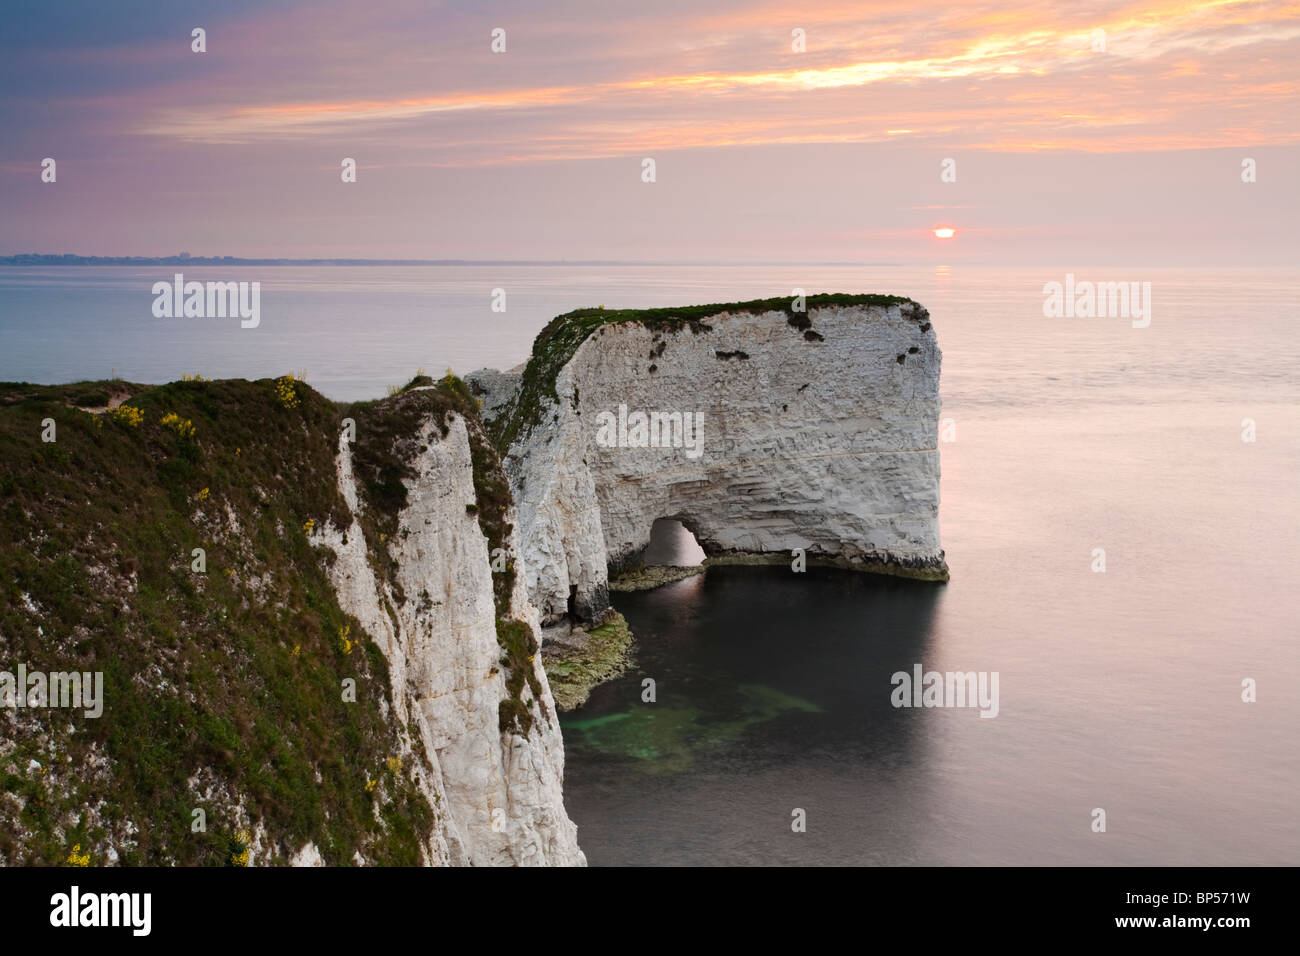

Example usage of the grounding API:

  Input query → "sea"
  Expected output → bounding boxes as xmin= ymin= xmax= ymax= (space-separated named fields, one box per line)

xmin=1 ymin=264 xmax=1296 ymax=865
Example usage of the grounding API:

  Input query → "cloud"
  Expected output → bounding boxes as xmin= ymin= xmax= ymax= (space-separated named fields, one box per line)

xmin=101 ymin=0 xmax=1300 ymax=157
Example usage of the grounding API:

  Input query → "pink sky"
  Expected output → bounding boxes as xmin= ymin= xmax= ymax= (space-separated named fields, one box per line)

xmin=2 ymin=0 xmax=1297 ymax=262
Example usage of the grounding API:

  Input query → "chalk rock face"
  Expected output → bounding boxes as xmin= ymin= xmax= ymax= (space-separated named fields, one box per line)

xmin=315 ymin=411 xmax=585 ymax=866
xmin=473 ymin=300 xmax=945 ymax=629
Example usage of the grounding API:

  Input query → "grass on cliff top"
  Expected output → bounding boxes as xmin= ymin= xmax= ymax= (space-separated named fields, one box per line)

xmin=486 ymin=293 xmax=920 ymax=454
xmin=0 ymin=375 xmax=435 ymax=865
xmin=342 ymin=371 xmax=518 ymax=617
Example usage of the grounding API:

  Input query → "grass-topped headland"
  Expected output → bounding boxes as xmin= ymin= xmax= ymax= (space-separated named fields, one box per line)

xmin=341 ymin=370 xmax=515 ymax=612
xmin=485 ymin=293 xmax=921 ymax=454
xmin=0 ymin=368 xmax=534 ymax=865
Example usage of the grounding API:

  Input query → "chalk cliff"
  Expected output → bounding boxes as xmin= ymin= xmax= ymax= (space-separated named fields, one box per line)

xmin=470 ymin=295 xmax=946 ymax=631
xmin=312 ymin=393 xmax=585 ymax=866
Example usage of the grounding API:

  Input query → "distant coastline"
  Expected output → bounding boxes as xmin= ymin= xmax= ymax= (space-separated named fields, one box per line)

xmin=0 ymin=254 xmax=902 ymax=267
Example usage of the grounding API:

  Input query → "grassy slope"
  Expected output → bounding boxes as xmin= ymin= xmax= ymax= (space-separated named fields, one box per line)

xmin=0 ymin=374 xmax=514 ymax=865
xmin=485 ymin=293 xmax=919 ymax=454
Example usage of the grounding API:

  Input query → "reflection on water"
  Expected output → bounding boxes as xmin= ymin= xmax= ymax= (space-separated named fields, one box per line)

xmin=560 ymin=566 xmax=944 ymax=865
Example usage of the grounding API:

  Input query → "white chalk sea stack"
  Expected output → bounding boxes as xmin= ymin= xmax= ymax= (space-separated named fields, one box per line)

xmin=470 ymin=295 xmax=947 ymax=631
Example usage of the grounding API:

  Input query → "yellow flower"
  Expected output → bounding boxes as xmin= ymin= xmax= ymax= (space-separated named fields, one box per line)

xmin=275 ymin=374 xmax=301 ymax=410
xmin=66 ymin=843 xmax=90 ymax=867
xmin=365 ymin=778 xmax=377 ymax=793
xmin=338 ymin=624 xmax=353 ymax=655
xmin=231 ymin=847 xmax=250 ymax=867
xmin=109 ymin=405 xmax=144 ymax=428
xmin=292 ymin=644 xmax=301 ymax=657
xmin=160 ymin=411 xmax=196 ymax=439
xmin=302 ymin=518 xmax=315 ymax=534
xmin=386 ymin=756 xmax=402 ymax=774
xmin=197 ymin=487 xmax=210 ymax=501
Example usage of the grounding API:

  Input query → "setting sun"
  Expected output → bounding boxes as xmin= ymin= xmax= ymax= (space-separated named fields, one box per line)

xmin=934 ymin=227 xmax=956 ymax=239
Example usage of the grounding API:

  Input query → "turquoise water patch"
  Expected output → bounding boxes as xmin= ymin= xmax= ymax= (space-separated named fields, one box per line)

xmin=562 ymin=683 xmax=821 ymax=773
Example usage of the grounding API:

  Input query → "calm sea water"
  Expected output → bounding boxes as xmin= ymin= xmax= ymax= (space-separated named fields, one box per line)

xmin=2 ymin=265 xmax=1297 ymax=864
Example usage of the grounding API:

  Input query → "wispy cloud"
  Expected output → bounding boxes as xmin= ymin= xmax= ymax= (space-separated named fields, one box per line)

xmin=118 ymin=0 xmax=1300 ymax=157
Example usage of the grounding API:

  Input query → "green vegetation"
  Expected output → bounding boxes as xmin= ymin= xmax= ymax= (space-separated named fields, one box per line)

xmin=0 ymin=377 xmax=433 ymax=865
xmin=608 ymin=566 xmax=705 ymax=592
xmin=495 ymin=619 xmax=544 ymax=735
xmin=486 ymin=294 xmax=918 ymax=453
xmin=541 ymin=611 xmax=634 ymax=711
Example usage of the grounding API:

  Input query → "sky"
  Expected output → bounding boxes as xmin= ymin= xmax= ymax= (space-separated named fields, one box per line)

xmin=1 ymin=0 xmax=1297 ymax=264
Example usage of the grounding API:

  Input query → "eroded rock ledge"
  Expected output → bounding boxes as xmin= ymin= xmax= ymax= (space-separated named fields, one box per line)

xmin=470 ymin=294 xmax=947 ymax=633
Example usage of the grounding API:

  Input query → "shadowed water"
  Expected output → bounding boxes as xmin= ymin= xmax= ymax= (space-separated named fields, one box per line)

xmin=563 ymin=563 xmax=943 ymax=865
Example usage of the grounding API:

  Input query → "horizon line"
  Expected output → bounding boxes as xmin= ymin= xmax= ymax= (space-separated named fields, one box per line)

xmin=4 ymin=255 xmax=1297 ymax=270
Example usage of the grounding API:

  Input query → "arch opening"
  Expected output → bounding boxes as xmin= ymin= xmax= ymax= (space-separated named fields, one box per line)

xmin=641 ymin=517 xmax=705 ymax=567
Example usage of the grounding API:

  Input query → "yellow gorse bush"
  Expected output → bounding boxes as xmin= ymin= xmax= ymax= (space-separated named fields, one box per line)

xmin=160 ymin=411 xmax=197 ymax=439
xmin=338 ymin=624 xmax=354 ymax=656
xmin=386 ymin=756 xmax=402 ymax=774
xmin=197 ymin=487 xmax=210 ymax=501
xmin=180 ymin=372 xmax=209 ymax=382
xmin=302 ymin=518 xmax=315 ymax=534
xmin=109 ymin=405 xmax=144 ymax=428
xmin=275 ymin=374 xmax=301 ymax=409
xmin=66 ymin=843 xmax=90 ymax=866
xmin=231 ymin=828 xmax=251 ymax=866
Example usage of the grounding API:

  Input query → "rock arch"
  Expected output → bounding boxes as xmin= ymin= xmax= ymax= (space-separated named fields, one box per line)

xmin=471 ymin=296 xmax=947 ymax=630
